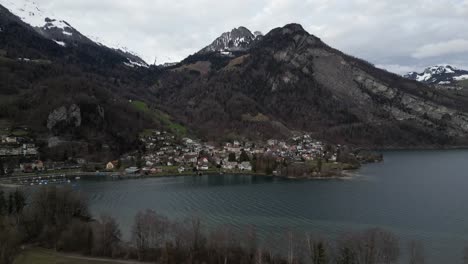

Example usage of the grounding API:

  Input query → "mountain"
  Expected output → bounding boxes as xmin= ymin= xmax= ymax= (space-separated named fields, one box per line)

xmin=404 ymin=65 xmax=468 ymax=85
xmin=153 ymin=24 xmax=468 ymax=147
xmin=0 ymin=0 xmax=148 ymax=67
xmin=3 ymin=2 xmax=468 ymax=154
xmin=0 ymin=3 xmax=170 ymax=161
xmin=198 ymin=26 xmax=262 ymax=54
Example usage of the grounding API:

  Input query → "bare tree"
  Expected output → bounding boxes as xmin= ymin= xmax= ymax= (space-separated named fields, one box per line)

xmin=287 ymin=231 xmax=295 ymax=264
xmin=375 ymin=229 xmax=400 ymax=264
xmin=335 ymin=233 xmax=358 ymax=264
xmin=338 ymin=228 xmax=399 ymax=264
xmin=244 ymin=225 xmax=259 ymax=255
xmin=188 ymin=216 xmax=206 ymax=263
xmin=92 ymin=215 xmax=122 ymax=257
xmin=131 ymin=209 xmax=169 ymax=260
xmin=408 ymin=241 xmax=425 ymax=264
xmin=209 ymin=225 xmax=240 ymax=264
xmin=306 ymin=234 xmax=329 ymax=264
xmin=0 ymin=217 xmax=20 ymax=264
xmin=285 ymin=230 xmax=305 ymax=264
xmin=463 ymin=247 xmax=468 ymax=264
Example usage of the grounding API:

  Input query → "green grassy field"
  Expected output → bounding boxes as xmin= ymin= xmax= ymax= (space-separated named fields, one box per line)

xmin=130 ymin=100 xmax=187 ymax=136
xmin=14 ymin=248 xmax=118 ymax=264
xmin=130 ymin=100 xmax=151 ymax=113
xmin=10 ymin=129 xmax=29 ymax=137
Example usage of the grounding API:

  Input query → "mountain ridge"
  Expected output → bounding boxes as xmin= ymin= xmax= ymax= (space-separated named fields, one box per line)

xmin=3 ymin=2 xmax=468 ymax=157
xmin=153 ymin=23 xmax=468 ymax=147
xmin=0 ymin=0 xmax=148 ymax=67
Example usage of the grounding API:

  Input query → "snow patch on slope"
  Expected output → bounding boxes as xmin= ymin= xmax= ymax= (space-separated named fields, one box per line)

xmin=0 ymin=0 xmax=74 ymax=37
xmin=454 ymin=75 xmax=468 ymax=81
xmin=53 ymin=40 xmax=66 ymax=47
xmin=124 ymin=59 xmax=148 ymax=68
xmin=44 ymin=18 xmax=71 ymax=31
xmin=0 ymin=0 xmax=46 ymax=27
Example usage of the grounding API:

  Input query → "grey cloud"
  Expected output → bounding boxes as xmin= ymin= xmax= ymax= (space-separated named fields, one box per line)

xmin=412 ymin=39 xmax=468 ymax=59
xmin=29 ymin=0 xmax=468 ymax=72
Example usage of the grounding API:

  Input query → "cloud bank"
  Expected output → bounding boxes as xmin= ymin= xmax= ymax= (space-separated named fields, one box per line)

xmin=4 ymin=0 xmax=468 ymax=73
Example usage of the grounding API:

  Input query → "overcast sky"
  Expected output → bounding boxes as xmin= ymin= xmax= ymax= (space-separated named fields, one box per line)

xmin=10 ymin=0 xmax=468 ymax=73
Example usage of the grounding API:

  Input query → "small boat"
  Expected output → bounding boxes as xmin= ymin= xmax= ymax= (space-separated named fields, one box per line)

xmin=75 ymin=176 xmax=81 ymax=180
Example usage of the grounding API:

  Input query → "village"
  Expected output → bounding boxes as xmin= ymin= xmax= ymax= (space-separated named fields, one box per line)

xmin=0 ymin=123 xmax=376 ymax=180
xmin=107 ymin=130 xmax=361 ymax=179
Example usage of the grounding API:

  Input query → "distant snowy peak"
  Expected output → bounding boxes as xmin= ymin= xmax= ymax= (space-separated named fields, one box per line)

xmin=0 ymin=0 xmax=86 ymax=43
xmin=0 ymin=0 xmax=149 ymax=67
xmin=199 ymin=26 xmax=262 ymax=54
xmin=404 ymin=65 xmax=468 ymax=85
xmin=0 ymin=0 xmax=46 ymax=27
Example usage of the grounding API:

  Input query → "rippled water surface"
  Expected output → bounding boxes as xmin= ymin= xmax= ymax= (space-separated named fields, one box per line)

xmin=73 ymin=150 xmax=468 ymax=263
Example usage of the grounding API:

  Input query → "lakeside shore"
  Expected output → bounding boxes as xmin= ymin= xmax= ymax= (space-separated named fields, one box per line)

xmin=0 ymin=165 xmax=363 ymax=188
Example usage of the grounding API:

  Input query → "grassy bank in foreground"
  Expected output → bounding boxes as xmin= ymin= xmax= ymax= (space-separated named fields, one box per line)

xmin=14 ymin=248 xmax=118 ymax=264
xmin=14 ymin=248 xmax=150 ymax=264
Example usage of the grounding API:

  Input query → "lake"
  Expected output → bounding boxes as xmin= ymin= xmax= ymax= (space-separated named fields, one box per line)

xmin=73 ymin=150 xmax=468 ymax=263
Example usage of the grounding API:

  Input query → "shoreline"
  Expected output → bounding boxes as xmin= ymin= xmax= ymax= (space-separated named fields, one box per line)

xmin=370 ymin=145 xmax=468 ymax=151
xmin=0 ymin=169 xmax=359 ymax=187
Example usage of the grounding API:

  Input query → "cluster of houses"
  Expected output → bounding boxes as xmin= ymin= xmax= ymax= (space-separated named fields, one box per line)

xmin=0 ymin=134 xmax=38 ymax=157
xmin=112 ymin=130 xmax=332 ymax=175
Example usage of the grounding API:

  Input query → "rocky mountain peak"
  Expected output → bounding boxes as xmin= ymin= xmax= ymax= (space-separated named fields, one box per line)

xmin=282 ymin=23 xmax=306 ymax=33
xmin=198 ymin=26 xmax=261 ymax=54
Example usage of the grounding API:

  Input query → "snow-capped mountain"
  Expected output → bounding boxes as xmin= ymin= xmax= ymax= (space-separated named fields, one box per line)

xmin=199 ymin=26 xmax=262 ymax=54
xmin=0 ymin=0 xmax=83 ymax=44
xmin=0 ymin=0 xmax=148 ymax=67
xmin=404 ymin=65 xmax=468 ymax=85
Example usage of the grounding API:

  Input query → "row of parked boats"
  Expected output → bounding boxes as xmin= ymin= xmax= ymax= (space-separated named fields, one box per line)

xmin=14 ymin=174 xmax=81 ymax=186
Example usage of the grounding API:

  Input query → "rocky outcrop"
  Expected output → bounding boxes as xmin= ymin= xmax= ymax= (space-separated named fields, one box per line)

xmin=199 ymin=26 xmax=261 ymax=54
xmin=47 ymin=104 xmax=81 ymax=131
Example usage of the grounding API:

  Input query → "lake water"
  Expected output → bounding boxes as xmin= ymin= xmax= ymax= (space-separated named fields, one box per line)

xmin=73 ymin=150 xmax=468 ymax=263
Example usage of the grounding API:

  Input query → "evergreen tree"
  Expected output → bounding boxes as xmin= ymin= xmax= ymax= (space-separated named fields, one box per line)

xmin=7 ymin=192 xmax=13 ymax=215
xmin=63 ymin=150 xmax=69 ymax=161
xmin=313 ymin=242 xmax=328 ymax=264
xmin=136 ymin=152 xmax=143 ymax=169
xmin=13 ymin=189 xmax=26 ymax=215
xmin=0 ymin=160 xmax=4 ymax=176
xmin=0 ymin=190 xmax=5 ymax=215
xmin=239 ymin=150 xmax=250 ymax=162
xmin=228 ymin=152 xmax=237 ymax=162
xmin=317 ymin=158 xmax=323 ymax=172
xmin=251 ymin=155 xmax=257 ymax=173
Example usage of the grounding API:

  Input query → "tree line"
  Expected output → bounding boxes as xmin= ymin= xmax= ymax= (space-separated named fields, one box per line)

xmin=1 ymin=187 xmax=468 ymax=264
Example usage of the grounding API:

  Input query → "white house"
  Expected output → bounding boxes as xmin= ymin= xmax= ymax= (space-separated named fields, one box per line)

xmin=106 ymin=162 xmax=115 ymax=170
xmin=198 ymin=165 xmax=209 ymax=171
xmin=5 ymin=136 xmax=17 ymax=144
xmin=222 ymin=162 xmax=238 ymax=170
xmin=239 ymin=161 xmax=252 ymax=171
